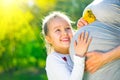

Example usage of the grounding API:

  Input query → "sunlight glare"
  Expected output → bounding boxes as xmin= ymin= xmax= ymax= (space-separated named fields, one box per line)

xmin=0 ymin=0 xmax=34 ymax=40
xmin=28 ymin=0 xmax=34 ymax=7
xmin=2 ymin=0 xmax=16 ymax=8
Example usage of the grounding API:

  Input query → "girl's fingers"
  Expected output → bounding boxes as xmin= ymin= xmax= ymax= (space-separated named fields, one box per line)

xmin=80 ymin=32 xmax=84 ymax=41
xmin=84 ymin=31 xmax=89 ymax=43
xmin=78 ymin=33 xmax=81 ymax=43
xmin=77 ymin=31 xmax=92 ymax=47
xmin=83 ymin=31 xmax=92 ymax=46
xmin=87 ymin=37 xmax=92 ymax=46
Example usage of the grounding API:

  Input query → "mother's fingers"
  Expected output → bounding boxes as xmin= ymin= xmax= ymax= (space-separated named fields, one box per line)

xmin=77 ymin=18 xmax=88 ymax=29
xmin=80 ymin=18 xmax=88 ymax=26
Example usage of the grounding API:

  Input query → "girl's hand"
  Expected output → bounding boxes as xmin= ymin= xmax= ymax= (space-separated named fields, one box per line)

xmin=77 ymin=18 xmax=88 ymax=29
xmin=74 ymin=31 xmax=92 ymax=57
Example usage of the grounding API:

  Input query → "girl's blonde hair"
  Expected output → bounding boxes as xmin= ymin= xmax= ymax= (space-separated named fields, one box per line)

xmin=42 ymin=11 xmax=74 ymax=54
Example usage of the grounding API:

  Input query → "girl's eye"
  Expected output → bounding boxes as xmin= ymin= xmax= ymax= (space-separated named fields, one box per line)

xmin=55 ymin=29 xmax=60 ymax=32
xmin=66 ymin=27 xmax=71 ymax=30
xmin=66 ymin=27 xmax=71 ymax=31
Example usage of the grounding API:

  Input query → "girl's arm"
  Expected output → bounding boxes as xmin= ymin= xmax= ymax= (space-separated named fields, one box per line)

xmin=46 ymin=53 xmax=85 ymax=80
xmin=70 ymin=31 xmax=92 ymax=80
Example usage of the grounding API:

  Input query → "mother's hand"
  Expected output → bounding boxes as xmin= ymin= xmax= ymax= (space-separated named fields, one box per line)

xmin=77 ymin=18 xmax=88 ymax=29
xmin=85 ymin=51 xmax=107 ymax=73
xmin=85 ymin=46 xmax=120 ymax=73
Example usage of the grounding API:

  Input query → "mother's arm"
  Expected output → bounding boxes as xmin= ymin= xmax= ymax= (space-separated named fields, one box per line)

xmin=85 ymin=46 xmax=120 ymax=73
xmin=77 ymin=18 xmax=120 ymax=73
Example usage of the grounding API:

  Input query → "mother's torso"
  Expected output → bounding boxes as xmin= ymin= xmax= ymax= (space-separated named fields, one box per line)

xmin=70 ymin=21 xmax=120 ymax=80
xmin=70 ymin=0 xmax=120 ymax=80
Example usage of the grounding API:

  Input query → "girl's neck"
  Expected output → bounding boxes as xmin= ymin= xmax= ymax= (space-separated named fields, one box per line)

xmin=54 ymin=48 xmax=69 ymax=54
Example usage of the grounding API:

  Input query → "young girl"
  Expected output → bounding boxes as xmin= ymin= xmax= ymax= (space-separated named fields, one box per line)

xmin=42 ymin=11 xmax=92 ymax=80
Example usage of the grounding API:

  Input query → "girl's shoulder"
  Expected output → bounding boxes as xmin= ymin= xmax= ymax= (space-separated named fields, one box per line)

xmin=46 ymin=52 xmax=69 ymax=64
xmin=47 ymin=52 xmax=63 ymax=62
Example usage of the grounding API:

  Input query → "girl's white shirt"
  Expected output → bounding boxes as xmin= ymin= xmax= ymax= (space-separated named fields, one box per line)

xmin=46 ymin=52 xmax=85 ymax=80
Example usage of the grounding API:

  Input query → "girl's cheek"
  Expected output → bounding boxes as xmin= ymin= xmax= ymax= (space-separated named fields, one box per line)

xmin=69 ymin=33 xmax=73 ymax=41
xmin=67 ymin=29 xmax=72 ymax=33
xmin=69 ymin=30 xmax=73 ymax=36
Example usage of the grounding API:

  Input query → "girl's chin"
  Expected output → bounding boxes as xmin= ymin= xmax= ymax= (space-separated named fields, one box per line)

xmin=63 ymin=45 xmax=70 ymax=49
xmin=62 ymin=42 xmax=70 ymax=45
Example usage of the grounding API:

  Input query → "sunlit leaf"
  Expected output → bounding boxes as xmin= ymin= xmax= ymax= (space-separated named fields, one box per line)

xmin=34 ymin=0 xmax=56 ymax=9
xmin=38 ymin=59 xmax=46 ymax=68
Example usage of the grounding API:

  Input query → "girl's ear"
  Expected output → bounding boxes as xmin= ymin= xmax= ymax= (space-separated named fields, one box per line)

xmin=45 ymin=36 xmax=52 ymax=44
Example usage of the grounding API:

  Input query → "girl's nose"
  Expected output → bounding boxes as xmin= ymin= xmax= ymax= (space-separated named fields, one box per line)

xmin=63 ymin=30 xmax=68 ymax=35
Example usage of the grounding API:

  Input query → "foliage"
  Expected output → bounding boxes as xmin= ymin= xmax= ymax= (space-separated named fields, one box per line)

xmin=0 ymin=0 xmax=93 ymax=80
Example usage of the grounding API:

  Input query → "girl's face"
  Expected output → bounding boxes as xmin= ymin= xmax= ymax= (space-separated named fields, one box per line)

xmin=46 ymin=17 xmax=73 ymax=54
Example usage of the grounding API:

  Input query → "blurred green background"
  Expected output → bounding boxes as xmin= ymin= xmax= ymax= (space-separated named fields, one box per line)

xmin=0 ymin=0 xmax=93 ymax=80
